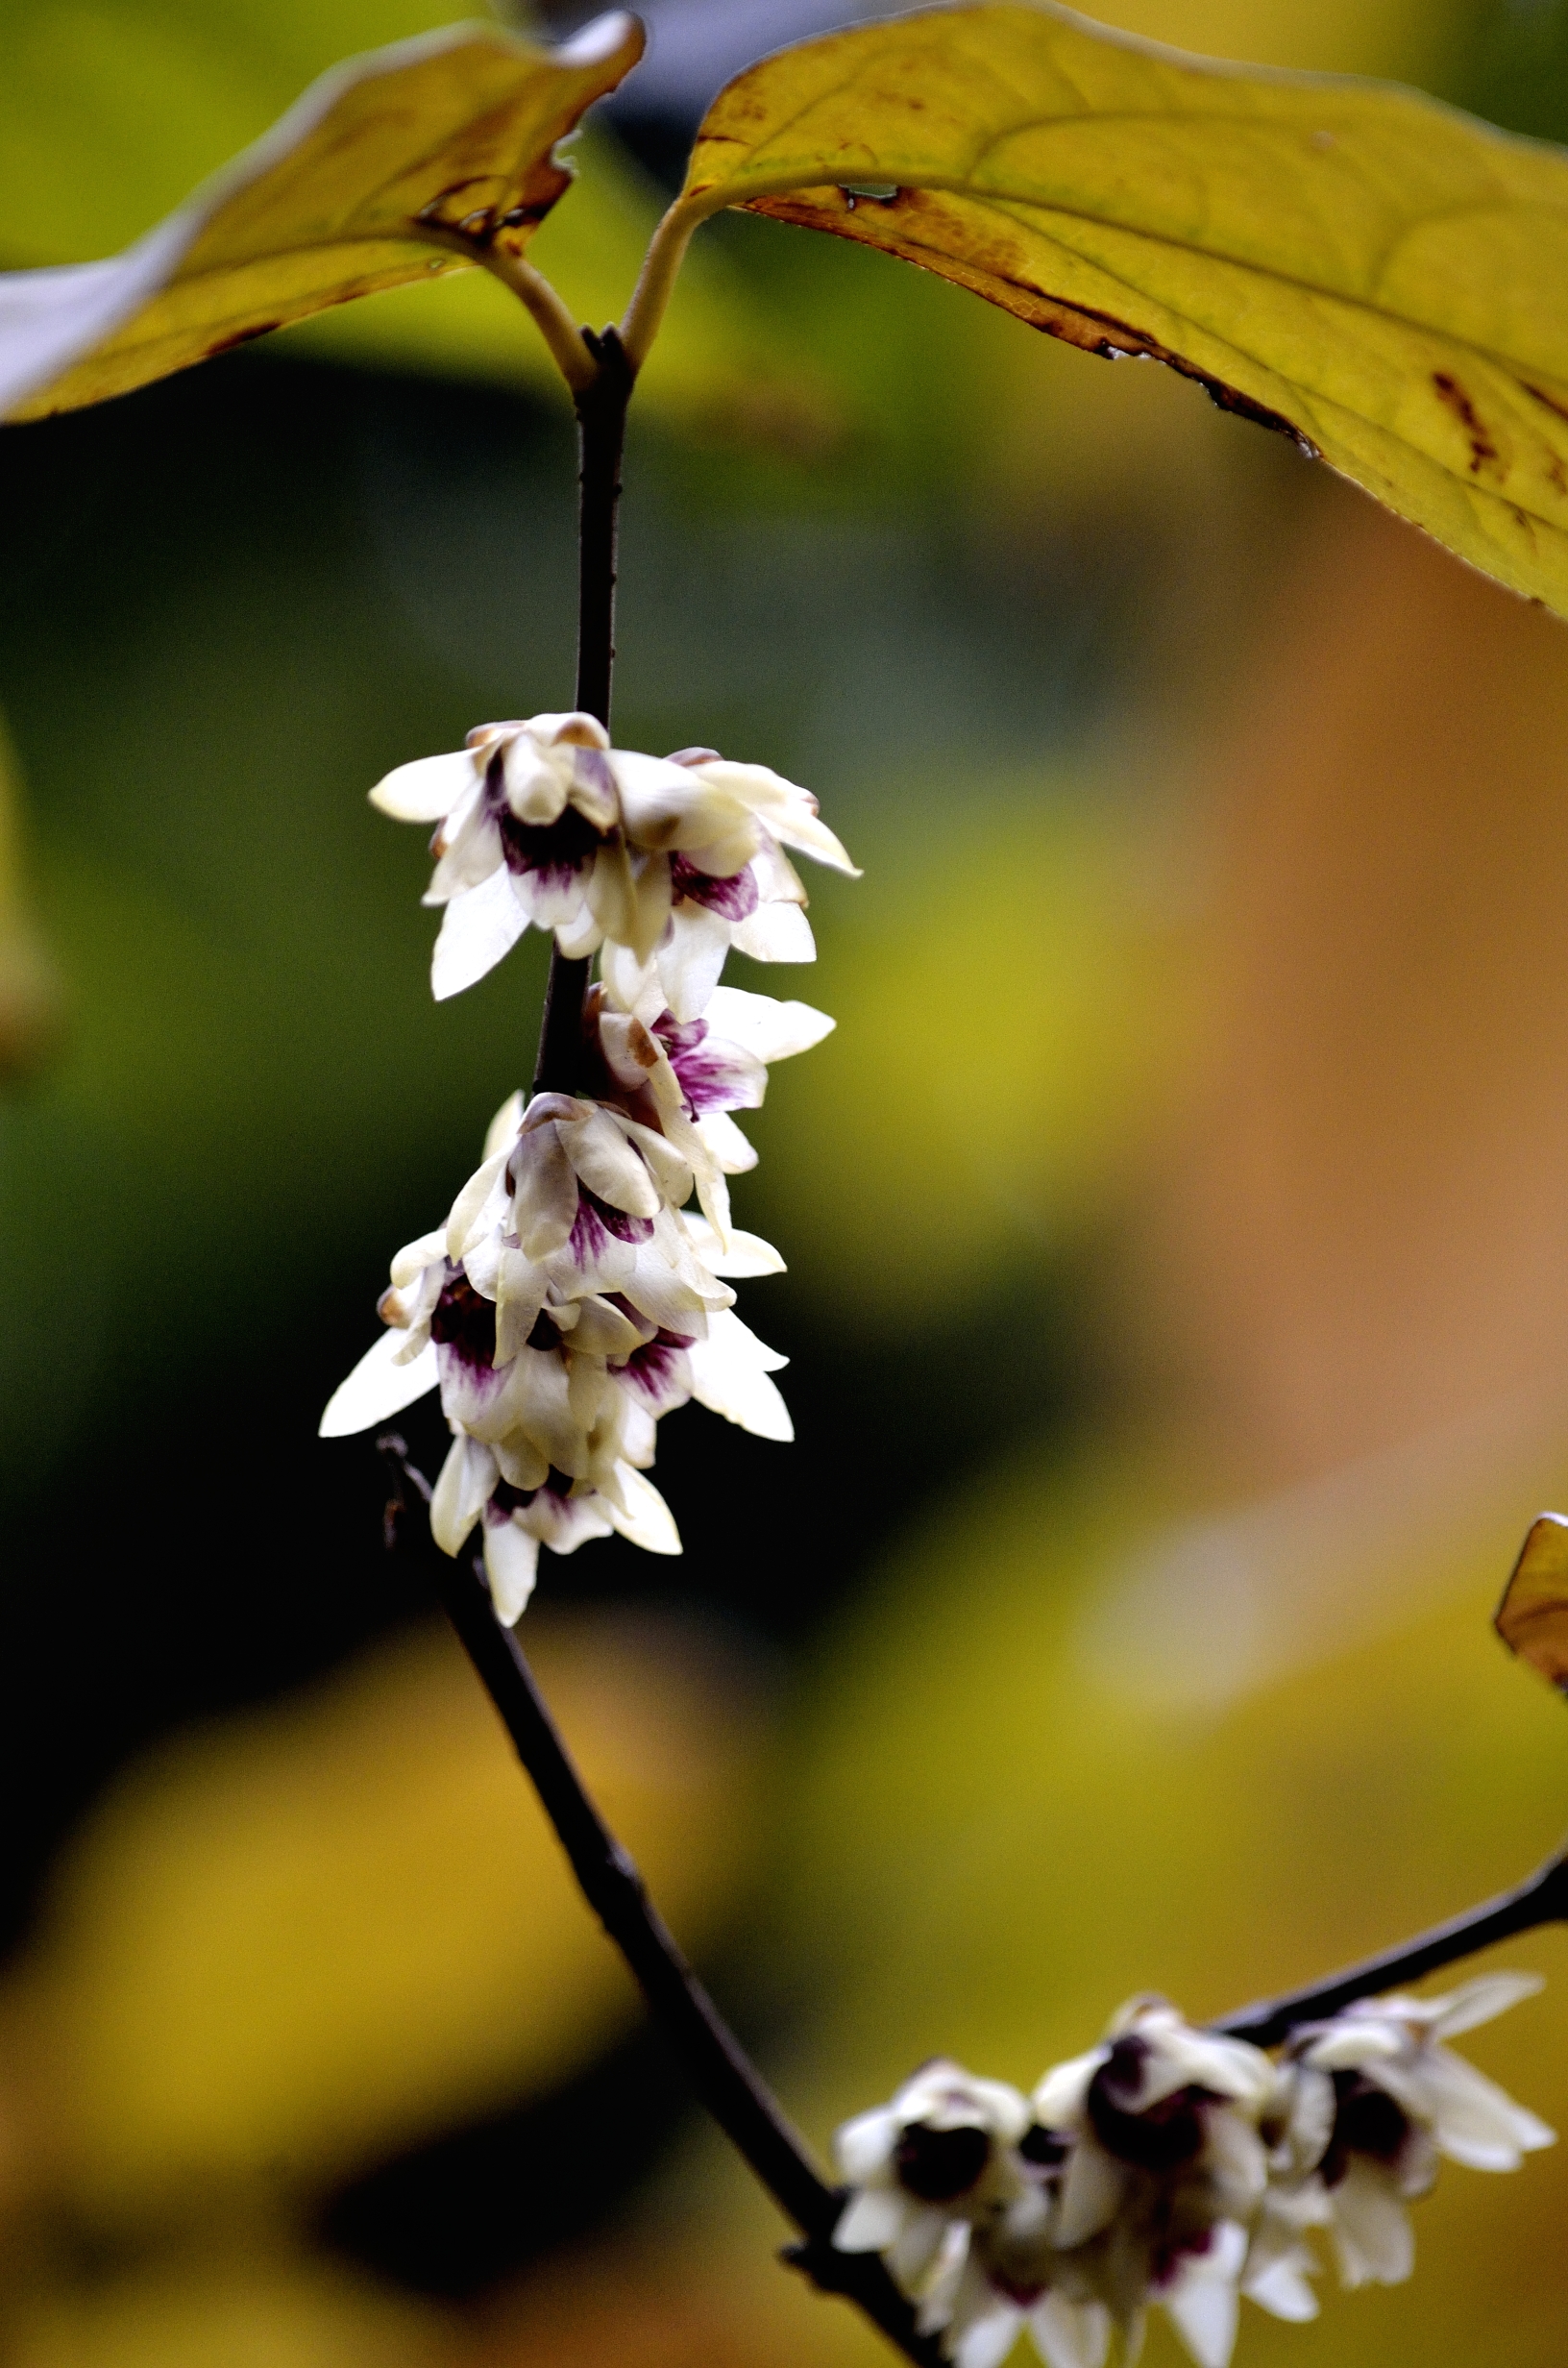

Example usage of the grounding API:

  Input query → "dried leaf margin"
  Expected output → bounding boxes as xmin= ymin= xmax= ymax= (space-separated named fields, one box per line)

xmin=627 ymin=0 xmax=1568 ymax=619
xmin=1497 ymin=1513 xmax=1568 ymax=1693
xmin=0 ymin=12 xmax=645 ymax=425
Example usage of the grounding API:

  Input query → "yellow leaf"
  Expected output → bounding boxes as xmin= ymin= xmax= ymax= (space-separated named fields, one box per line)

xmin=1496 ymin=1512 xmax=1568 ymax=1691
xmin=668 ymin=0 xmax=1568 ymax=616
xmin=0 ymin=12 xmax=644 ymax=424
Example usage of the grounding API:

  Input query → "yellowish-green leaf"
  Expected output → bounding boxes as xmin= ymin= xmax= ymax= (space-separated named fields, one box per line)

xmin=1496 ymin=1511 xmax=1568 ymax=1691
xmin=0 ymin=12 xmax=643 ymax=424
xmin=672 ymin=0 xmax=1568 ymax=617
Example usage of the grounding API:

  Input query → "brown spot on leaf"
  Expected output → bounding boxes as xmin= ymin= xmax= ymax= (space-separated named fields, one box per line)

xmin=744 ymin=185 xmax=1318 ymax=457
xmin=1433 ymin=371 xmax=1503 ymax=478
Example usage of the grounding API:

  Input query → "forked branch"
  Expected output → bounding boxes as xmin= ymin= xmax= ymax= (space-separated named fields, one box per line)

xmin=380 ymin=1439 xmax=1565 ymax=2366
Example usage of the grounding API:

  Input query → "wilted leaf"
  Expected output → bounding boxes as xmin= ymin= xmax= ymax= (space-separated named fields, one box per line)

xmin=0 ymin=12 xmax=643 ymax=424
xmin=674 ymin=1 xmax=1568 ymax=617
xmin=1496 ymin=1511 xmax=1568 ymax=1690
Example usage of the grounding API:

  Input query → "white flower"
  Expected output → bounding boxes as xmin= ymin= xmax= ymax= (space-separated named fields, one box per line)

xmin=319 ymin=1083 xmax=798 ymax=1620
xmin=1274 ymin=1974 xmax=1555 ymax=2289
xmin=832 ymin=2060 xmax=1031 ymax=2303
xmin=1020 ymin=1999 xmax=1280 ymax=2368
xmin=592 ymin=978 xmax=833 ymax=1244
xmin=370 ymin=714 xmax=857 ymax=1010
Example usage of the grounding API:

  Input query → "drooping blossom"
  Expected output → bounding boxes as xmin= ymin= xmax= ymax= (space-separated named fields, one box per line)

xmin=319 ymin=1086 xmax=796 ymax=1618
xmin=832 ymin=2059 xmax=1031 ymax=2301
xmin=368 ymin=712 xmax=857 ymax=1010
xmin=1267 ymin=1975 xmax=1555 ymax=2289
xmin=590 ymin=979 xmax=833 ymax=1241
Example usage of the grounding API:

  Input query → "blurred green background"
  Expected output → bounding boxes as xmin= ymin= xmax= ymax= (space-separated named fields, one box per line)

xmin=6 ymin=0 xmax=1568 ymax=2361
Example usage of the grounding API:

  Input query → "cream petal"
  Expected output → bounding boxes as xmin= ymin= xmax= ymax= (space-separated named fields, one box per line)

xmin=429 ymin=1433 xmax=497 ymax=1556
xmin=702 ymin=984 xmax=835 ymax=1064
xmin=607 ymin=1464 xmax=681 ymax=1555
xmin=512 ymin=1126 xmax=579 ymax=1259
xmin=389 ymin=1227 xmax=449 ymax=1291
xmin=1429 ymin=1971 xmax=1546 ymax=2039
xmin=447 ymin=1147 xmax=510 ymax=1264
xmin=555 ymin=905 xmax=605 ymax=961
xmin=318 ymin=1331 xmax=438 ymax=1438
xmin=657 ymin=902 xmax=733 ymax=1024
xmin=1029 ymin=2296 xmax=1111 ymax=2368
xmin=494 ymin=1433 xmax=550 ymax=1492
xmin=687 ymin=1310 xmax=793 ymax=1442
xmin=567 ymin=1295 xmax=647 ymax=1358
xmin=889 ymin=2206 xmax=956 ymax=2296
xmin=732 ymin=899 xmax=815 ymax=962
xmin=556 ymin=1108 xmax=661 ymax=1218
xmin=696 ymin=1109 xmax=757 ymax=1174
xmin=1051 ymin=2134 xmax=1125 ymax=2249
xmin=502 ymin=736 xmax=569 ymax=825
xmin=834 ymin=2105 xmax=900 ymax=2185
xmin=600 ymin=934 xmax=664 ymax=1020
xmin=681 ymin=1216 xmax=785 ymax=1277
xmin=482 ymin=1091 xmax=525 ymax=1163
xmin=832 ymin=2185 xmax=907 ymax=2255
xmin=610 ymin=750 xmax=742 ymax=851
xmin=617 ymin=1114 xmax=694 ymax=1208
xmin=482 ymin=1517 xmax=540 ymax=1625
xmin=1163 ymin=2272 xmax=1238 ymax=2368
xmin=1421 ymin=2051 xmax=1556 ymax=2166
xmin=528 ymin=709 xmax=610 ymax=751
xmin=1242 ymin=2253 xmax=1318 ymax=2324
xmin=431 ymin=868 xmax=530 ymax=1000
xmin=369 ymin=746 xmax=477 ymax=822
xmin=689 ymin=759 xmax=860 ymax=876
xmin=954 ymin=2300 xmax=1023 ymax=2368
xmin=1330 ymin=2161 xmax=1415 ymax=2286
xmin=1030 ymin=2051 xmax=1103 ymax=2132
xmin=583 ymin=835 xmax=640 ymax=948
xmin=425 ymin=793 xmax=502 ymax=902
xmin=494 ymin=1254 xmax=551 ymax=1365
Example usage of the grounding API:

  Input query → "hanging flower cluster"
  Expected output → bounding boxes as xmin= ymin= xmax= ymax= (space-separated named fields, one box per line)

xmin=321 ymin=714 xmax=854 ymax=1620
xmin=832 ymin=1979 xmax=1553 ymax=2368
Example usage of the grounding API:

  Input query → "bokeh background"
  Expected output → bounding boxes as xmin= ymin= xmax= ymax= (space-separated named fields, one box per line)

xmin=5 ymin=0 xmax=1568 ymax=2360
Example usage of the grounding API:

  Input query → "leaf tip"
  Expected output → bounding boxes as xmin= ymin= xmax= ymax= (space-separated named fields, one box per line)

xmin=1496 ymin=1512 xmax=1568 ymax=1695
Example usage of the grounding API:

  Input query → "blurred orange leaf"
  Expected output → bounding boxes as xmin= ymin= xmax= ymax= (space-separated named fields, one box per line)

xmin=1497 ymin=1513 xmax=1568 ymax=1691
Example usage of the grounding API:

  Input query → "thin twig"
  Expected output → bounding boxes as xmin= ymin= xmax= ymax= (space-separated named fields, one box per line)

xmin=531 ymin=324 xmax=635 ymax=1099
xmin=378 ymin=1438 xmax=947 ymax=2368
xmin=1212 ymin=1844 xmax=1568 ymax=2046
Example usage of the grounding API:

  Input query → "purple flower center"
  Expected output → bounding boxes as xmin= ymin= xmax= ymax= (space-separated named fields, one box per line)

xmin=894 ymin=2122 xmax=991 ymax=2203
xmin=568 ymin=1188 xmax=656 ymax=1266
xmin=1319 ymin=2073 xmax=1410 ymax=2187
xmin=1018 ymin=2126 xmax=1069 ymax=2169
xmin=669 ymin=851 xmax=758 ymax=921
xmin=1088 ymin=2040 xmax=1215 ymax=2173
xmin=430 ymin=1268 xmax=498 ymax=1373
xmin=651 ymin=1009 xmax=743 ymax=1118
xmin=617 ymin=1330 xmax=695 ymax=1404
xmin=487 ymin=753 xmax=605 ymax=883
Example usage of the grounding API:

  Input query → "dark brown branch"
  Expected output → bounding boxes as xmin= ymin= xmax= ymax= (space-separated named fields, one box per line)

xmin=531 ymin=327 xmax=635 ymax=1100
xmin=1213 ymin=1844 xmax=1568 ymax=2047
xmin=378 ymin=1439 xmax=946 ymax=2368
